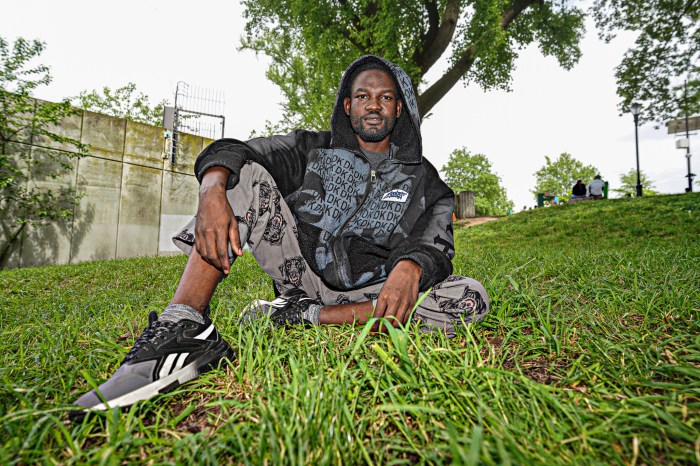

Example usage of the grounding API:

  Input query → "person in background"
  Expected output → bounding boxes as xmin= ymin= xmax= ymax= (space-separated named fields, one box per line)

xmin=571 ymin=179 xmax=587 ymax=199
xmin=588 ymin=175 xmax=606 ymax=199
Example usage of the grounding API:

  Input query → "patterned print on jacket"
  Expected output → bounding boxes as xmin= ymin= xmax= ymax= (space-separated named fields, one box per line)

xmin=287 ymin=147 xmax=418 ymax=288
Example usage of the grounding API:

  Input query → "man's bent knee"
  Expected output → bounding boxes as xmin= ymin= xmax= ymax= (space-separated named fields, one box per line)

xmin=413 ymin=276 xmax=490 ymax=336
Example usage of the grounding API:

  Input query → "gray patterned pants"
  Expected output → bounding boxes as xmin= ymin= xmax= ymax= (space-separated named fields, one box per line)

xmin=173 ymin=163 xmax=489 ymax=335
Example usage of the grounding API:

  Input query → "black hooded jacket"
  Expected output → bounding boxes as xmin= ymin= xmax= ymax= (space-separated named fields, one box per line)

xmin=193 ymin=56 xmax=455 ymax=291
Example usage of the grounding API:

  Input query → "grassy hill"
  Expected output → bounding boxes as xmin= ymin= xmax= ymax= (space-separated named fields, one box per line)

xmin=1 ymin=193 xmax=698 ymax=464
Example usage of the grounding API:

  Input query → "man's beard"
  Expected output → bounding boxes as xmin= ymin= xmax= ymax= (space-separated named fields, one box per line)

xmin=350 ymin=112 xmax=397 ymax=142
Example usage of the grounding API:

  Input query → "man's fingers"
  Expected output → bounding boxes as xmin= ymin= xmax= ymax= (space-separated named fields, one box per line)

xmin=372 ymin=301 xmax=386 ymax=333
xmin=398 ymin=297 xmax=417 ymax=324
xmin=229 ymin=218 xmax=242 ymax=257
xmin=372 ymin=259 xmax=421 ymax=333
xmin=194 ymin=235 xmax=213 ymax=268
xmin=194 ymin=226 xmax=226 ymax=272
xmin=393 ymin=306 xmax=409 ymax=328
xmin=373 ymin=296 xmax=404 ymax=333
xmin=376 ymin=299 xmax=416 ymax=333
xmin=216 ymin=248 xmax=229 ymax=275
xmin=383 ymin=305 xmax=407 ymax=333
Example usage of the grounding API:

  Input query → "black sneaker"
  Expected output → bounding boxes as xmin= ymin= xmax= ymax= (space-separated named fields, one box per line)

xmin=240 ymin=288 xmax=320 ymax=327
xmin=72 ymin=310 xmax=234 ymax=414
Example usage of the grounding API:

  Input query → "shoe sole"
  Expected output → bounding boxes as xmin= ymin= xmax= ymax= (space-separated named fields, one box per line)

xmin=72 ymin=344 xmax=234 ymax=415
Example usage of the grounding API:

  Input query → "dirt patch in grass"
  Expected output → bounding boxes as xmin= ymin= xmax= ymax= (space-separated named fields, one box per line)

xmin=455 ymin=217 xmax=501 ymax=229
xmin=482 ymin=333 xmax=569 ymax=385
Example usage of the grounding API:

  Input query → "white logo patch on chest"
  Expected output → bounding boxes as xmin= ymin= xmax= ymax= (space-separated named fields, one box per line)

xmin=381 ymin=189 xmax=409 ymax=202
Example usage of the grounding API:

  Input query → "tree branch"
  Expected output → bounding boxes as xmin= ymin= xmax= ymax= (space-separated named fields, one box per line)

xmin=418 ymin=0 xmax=538 ymax=116
xmin=418 ymin=44 xmax=477 ymax=116
xmin=363 ymin=1 xmax=379 ymax=20
xmin=501 ymin=0 xmax=540 ymax=29
xmin=415 ymin=0 xmax=461 ymax=76
xmin=340 ymin=29 xmax=369 ymax=55
xmin=332 ymin=0 xmax=371 ymax=54
xmin=421 ymin=0 xmax=441 ymax=46
xmin=334 ymin=1 xmax=379 ymax=53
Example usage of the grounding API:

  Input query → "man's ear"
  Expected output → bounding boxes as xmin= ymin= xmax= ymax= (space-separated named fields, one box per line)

xmin=343 ymin=97 xmax=351 ymax=116
xmin=396 ymin=99 xmax=403 ymax=118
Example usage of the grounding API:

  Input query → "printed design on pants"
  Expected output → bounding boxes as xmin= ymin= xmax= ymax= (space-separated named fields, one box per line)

xmin=236 ymin=207 xmax=256 ymax=229
xmin=433 ymin=275 xmax=463 ymax=286
xmin=335 ymin=294 xmax=351 ymax=305
xmin=363 ymin=292 xmax=379 ymax=301
xmin=433 ymin=286 xmax=487 ymax=321
xmin=257 ymin=181 xmax=273 ymax=216
xmin=236 ymin=208 xmax=258 ymax=245
xmin=258 ymin=184 xmax=286 ymax=245
xmin=263 ymin=212 xmax=287 ymax=245
xmin=428 ymin=275 xmax=464 ymax=302
xmin=272 ymin=186 xmax=282 ymax=210
xmin=278 ymin=256 xmax=306 ymax=288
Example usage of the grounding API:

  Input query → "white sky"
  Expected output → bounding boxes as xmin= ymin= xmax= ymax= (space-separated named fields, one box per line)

xmin=1 ymin=0 xmax=694 ymax=209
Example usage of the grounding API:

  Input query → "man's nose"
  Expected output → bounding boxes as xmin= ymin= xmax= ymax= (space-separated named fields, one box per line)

xmin=365 ymin=97 xmax=382 ymax=111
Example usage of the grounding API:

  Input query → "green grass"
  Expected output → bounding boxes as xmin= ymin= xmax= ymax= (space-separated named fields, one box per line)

xmin=1 ymin=193 xmax=699 ymax=465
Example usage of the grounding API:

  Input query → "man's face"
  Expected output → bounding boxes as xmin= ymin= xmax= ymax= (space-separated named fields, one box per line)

xmin=343 ymin=69 xmax=402 ymax=144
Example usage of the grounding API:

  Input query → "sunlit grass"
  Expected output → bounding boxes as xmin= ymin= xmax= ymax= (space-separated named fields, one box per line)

xmin=1 ymin=193 xmax=698 ymax=464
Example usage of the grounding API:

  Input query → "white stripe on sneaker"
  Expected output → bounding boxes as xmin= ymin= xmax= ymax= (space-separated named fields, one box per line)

xmin=174 ymin=352 xmax=189 ymax=372
xmin=160 ymin=353 xmax=178 ymax=378
xmin=194 ymin=324 xmax=214 ymax=340
xmin=270 ymin=297 xmax=288 ymax=308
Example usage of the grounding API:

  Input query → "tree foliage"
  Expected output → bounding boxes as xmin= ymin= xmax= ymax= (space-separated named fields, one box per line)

xmin=442 ymin=148 xmax=513 ymax=216
xmin=240 ymin=0 xmax=586 ymax=131
xmin=612 ymin=168 xmax=658 ymax=196
xmin=72 ymin=82 xmax=166 ymax=126
xmin=532 ymin=153 xmax=599 ymax=202
xmin=0 ymin=37 xmax=89 ymax=264
xmin=592 ymin=0 xmax=699 ymax=125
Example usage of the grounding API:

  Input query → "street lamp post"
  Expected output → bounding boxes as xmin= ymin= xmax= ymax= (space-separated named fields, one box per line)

xmin=630 ymin=102 xmax=643 ymax=197
xmin=683 ymin=81 xmax=694 ymax=192
xmin=685 ymin=111 xmax=694 ymax=192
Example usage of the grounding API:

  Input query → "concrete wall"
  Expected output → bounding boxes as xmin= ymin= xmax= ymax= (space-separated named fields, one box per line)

xmin=1 ymin=101 xmax=212 ymax=268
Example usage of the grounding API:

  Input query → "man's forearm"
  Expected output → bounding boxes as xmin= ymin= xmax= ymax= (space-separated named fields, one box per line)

xmin=318 ymin=301 xmax=374 ymax=325
xmin=200 ymin=166 xmax=230 ymax=192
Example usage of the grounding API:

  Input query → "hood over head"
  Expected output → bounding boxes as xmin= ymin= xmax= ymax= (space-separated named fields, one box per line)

xmin=330 ymin=55 xmax=422 ymax=163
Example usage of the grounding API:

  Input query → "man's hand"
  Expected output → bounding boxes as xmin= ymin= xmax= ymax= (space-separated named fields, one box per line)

xmin=372 ymin=259 xmax=422 ymax=332
xmin=194 ymin=167 xmax=242 ymax=275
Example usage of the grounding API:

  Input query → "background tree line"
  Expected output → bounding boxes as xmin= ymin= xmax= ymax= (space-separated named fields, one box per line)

xmin=239 ymin=0 xmax=695 ymax=212
xmin=240 ymin=0 xmax=697 ymax=131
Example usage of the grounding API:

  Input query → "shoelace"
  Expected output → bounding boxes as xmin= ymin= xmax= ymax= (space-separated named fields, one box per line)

xmin=122 ymin=311 xmax=178 ymax=364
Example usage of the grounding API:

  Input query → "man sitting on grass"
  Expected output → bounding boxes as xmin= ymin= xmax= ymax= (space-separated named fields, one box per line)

xmin=73 ymin=55 xmax=490 ymax=414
